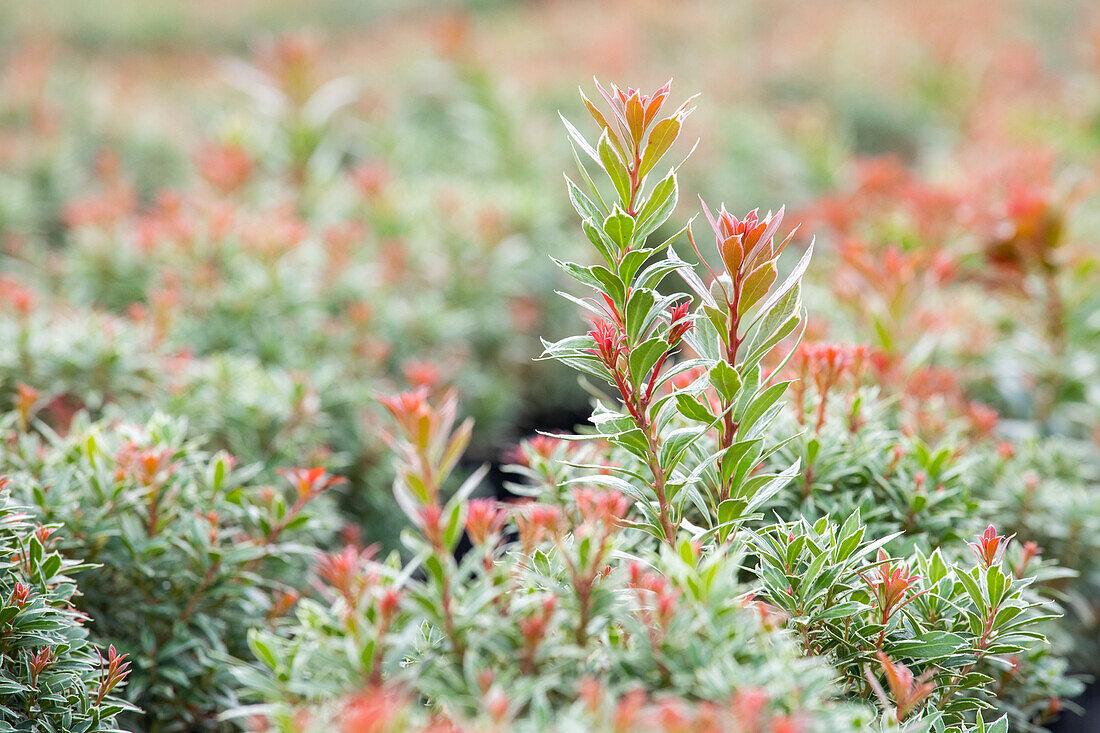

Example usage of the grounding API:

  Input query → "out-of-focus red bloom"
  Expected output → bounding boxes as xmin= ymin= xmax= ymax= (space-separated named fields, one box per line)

xmin=339 ymin=685 xmax=410 ymax=733
xmin=262 ymin=32 xmax=321 ymax=106
xmin=579 ymin=676 xmax=603 ymax=713
xmin=483 ymin=685 xmax=510 ymax=723
xmin=278 ymin=466 xmax=347 ymax=502
xmin=465 ymin=498 xmax=505 ymax=546
xmin=739 ymin=592 xmax=789 ymax=631
xmin=800 ymin=156 xmax=963 ymax=245
xmin=613 ymin=689 xmax=646 ymax=733
xmin=62 ymin=188 xmax=135 ymax=230
xmin=401 ymin=360 xmax=442 ymax=390
xmin=515 ymin=503 xmax=562 ymax=551
xmin=195 ymin=141 xmax=254 ymax=194
xmin=417 ymin=505 xmax=445 ymax=549
xmin=731 ymin=687 xmax=770 ymax=730
xmin=905 ymin=366 xmax=961 ymax=403
xmin=965 ymin=402 xmax=999 ymax=437
xmin=985 ymin=181 xmax=1064 ymax=275
xmin=241 ymin=207 xmax=307 ymax=260
xmin=876 ymin=650 xmax=935 ymax=722
xmin=0 ymin=276 xmax=36 ymax=318
xmin=1016 ymin=541 xmax=1042 ymax=578
xmin=377 ymin=588 xmax=401 ymax=625
xmin=571 ymin=487 xmax=629 ymax=527
xmin=13 ymin=382 xmax=38 ymax=429
xmin=381 ymin=238 xmax=408 ymax=281
xmin=114 ymin=444 xmax=179 ymax=488
xmin=628 ymin=562 xmax=679 ymax=633
xmin=351 ymin=161 xmax=389 ymax=200
xmin=518 ymin=594 xmax=557 ymax=666
xmin=788 ymin=342 xmax=870 ymax=431
xmin=506 ymin=434 xmax=567 ymax=469
xmin=378 ymin=387 xmax=435 ymax=448
xmin=317 ymin=544 xmax=377 ymax=606
xmin=508 ymin=295 xmax=541 ymax=334
xmin=267 ymin=590 xmax=300 ymax=622
xmin=433 ymin=9 xmax=473 ymax=58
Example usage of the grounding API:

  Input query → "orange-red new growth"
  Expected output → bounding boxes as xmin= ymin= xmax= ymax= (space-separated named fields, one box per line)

xmin=464 ymin=498 xmax=505 ymax=546
xmin=969 ymin=524 xmax=1011 ymax=568
xmin=318 ymin=544 xmax=377 ymax=606
xmin=95 ymin=645 xmax=132 ymax=707
xmin=876 ymin=651 xmax=935 ymax=722
xmin=515 ymin=503 xmax=562 ymax=552
xmin=279 ymin=466 xmax=347 ymax=502
xmin=571 ymin=487 xmax=629 ymax=527
xmin=860 ymin=549 xmax=926 ymax=646
xmin=587 ymin=318 xmax=626 ymax=372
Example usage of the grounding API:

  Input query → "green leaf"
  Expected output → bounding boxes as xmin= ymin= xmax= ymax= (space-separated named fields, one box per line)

xmin=956 ymin=567 xmax=988 ymax=613
xmin=604 ymin=211 xmax=636 ymax=251
xmin=582 ymin=219 xmax=617 ymax=266
xmin=590 ymin=265 xmax=627 ymax=306
xmin=560 ymin=112 xmax=598 ymax=162
xmin=636 ymin=258 xmax=685 ymax=291
xmin=618 ymin=248 xmax=653 ymax=284
xmin=624 ymin=288 xmax=657 ymax=343
xmin=889 ymin=631 xmax=966 ymax=660
xmin=736 ymin=382 xmax=790 ymax=437
xmin=676 ymin=394 xmax=714 ymax=423
xmin=709 ymin=361 xmax=741 ymax=404
xmin=551 ymin=257 xmax=602 ymax=290
xmin=598 ymin=130 xmax=632 ymax=204
xmin=628 ymin=337 xmax=670 ymax=386
xmin=986 ymin=566 xmax=1008 ymax=609
xmin=247 ymin=630 xmax=280 ymax=671
xmin=635 ymin=172 xmax=678 ymax=239
xmin=739 ymin=261 xmax=777 ymax=314
xmin=565 ymin=175 xmax=605 ymax=221
xmin=40 ymin=553 xmax=61 ymax=581
xmin=609 ymin=428 xmax=651 ymax=462
xmin=639 ymin=117 xmax=681 ymax=178
xmin=748 ymin=240 xmax=814 ymax=329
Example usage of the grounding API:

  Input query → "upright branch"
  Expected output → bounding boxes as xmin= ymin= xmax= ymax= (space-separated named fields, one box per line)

xmin=547 ymin=80 xmax=815 ymax=545
xmin=378 ymin=388 xmax=480 ymax=661
xmin=686 ymin=204 xmax=803 ymax=503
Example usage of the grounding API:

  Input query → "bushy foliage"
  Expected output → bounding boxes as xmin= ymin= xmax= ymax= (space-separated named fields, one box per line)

xmin=0 ymin=478 xmax=133 ymax=731
xmin=973 ymin=438 xmax=1100 ymax=667
xmin=0 ymin=413 xmax=337 ymax=731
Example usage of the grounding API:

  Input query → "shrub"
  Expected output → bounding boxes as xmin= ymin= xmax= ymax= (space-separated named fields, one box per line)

xmin=0 ymin=412 xmax=337 ymax=731
xmin=974 ymin=437 xmax=1100 ymax=668
xmin=0 ymin=476 xmax=133 ymax=730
